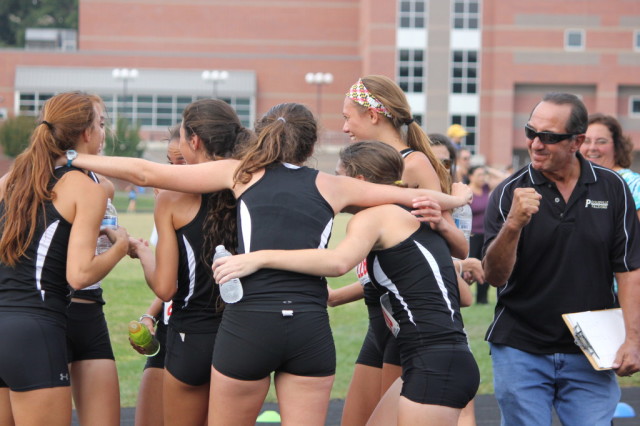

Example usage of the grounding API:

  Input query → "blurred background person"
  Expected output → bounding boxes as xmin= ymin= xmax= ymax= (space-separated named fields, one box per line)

xmin=466 ymin=165 xmax=492 ymax=304
xmin=430 ymin=134 xmax=485 ymax=288
xmin=579 ymin=113 xmax=640 ymax=220
xmin=447 ymin=124 xmax=468 ymax=149
xmin=456 ymin=148 xmax=472 ymax=184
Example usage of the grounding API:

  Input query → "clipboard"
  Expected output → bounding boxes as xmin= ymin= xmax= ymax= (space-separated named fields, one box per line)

xmin=562 ymin=308 xmax=625 ymax=371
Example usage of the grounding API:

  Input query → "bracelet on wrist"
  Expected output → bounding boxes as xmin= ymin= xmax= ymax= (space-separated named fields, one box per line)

xmin=139 ymin=313 xmax=158 ymax=326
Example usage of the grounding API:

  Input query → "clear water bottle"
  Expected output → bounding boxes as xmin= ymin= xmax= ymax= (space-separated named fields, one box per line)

xmin=213 ymin=245 xmax=243 ymax=304
xmin=452 ymin=204 xmax=472 ymax=244
xmin=97 ymin=198 xmax=118 ymax=254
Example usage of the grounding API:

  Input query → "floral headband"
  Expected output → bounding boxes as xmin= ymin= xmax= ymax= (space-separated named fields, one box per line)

xmin=346 ymin=79 xmax=393 ymax=118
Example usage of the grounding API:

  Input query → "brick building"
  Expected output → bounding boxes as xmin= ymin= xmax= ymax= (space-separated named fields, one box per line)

xmin=1 ymin=0 xmax=639 ymax=169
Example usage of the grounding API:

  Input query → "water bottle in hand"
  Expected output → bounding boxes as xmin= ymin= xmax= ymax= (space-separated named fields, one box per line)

xmin=452 ymin=204 xmax=472 ymax=244
xmin=97 ymin=198 xmax=118 ymax=254
xmin=128 ymin=320 xmax=160 ymax=357
xmin=213 ymin=245 xmax=243 ymax=304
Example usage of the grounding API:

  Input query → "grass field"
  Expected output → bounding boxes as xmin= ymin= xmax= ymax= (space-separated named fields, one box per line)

xmin=106 ymin=193 xmax=640 ymax=407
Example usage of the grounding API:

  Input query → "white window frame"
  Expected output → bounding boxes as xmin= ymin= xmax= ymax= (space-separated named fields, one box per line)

xmin=565 ymin=29 xmax=585 ymax=51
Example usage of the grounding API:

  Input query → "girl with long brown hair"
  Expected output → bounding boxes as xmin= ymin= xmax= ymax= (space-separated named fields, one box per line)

xmin=128 ymin=98 xmax=252 ymax=425
xmin=0 ymin=91 xmax=129 ymax=425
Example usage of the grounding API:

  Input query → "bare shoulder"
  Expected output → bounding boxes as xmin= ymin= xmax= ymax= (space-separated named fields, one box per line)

xmin=402 ymin=151 xmax=440 ymax=189
xmin=404 ymin=151 xmax=436 ymax=175
xmin=353 ymin=204 xmax=418 ymax=249
xmin=155 ymin=189 xmax=201 ymax=227
xmin=96 ymin=174 xmax=115 ymax=198
xmin=54 ymin=170 xmax=107 ymax=220
xmin=314 ymin=172 xmax=352 ymax=207
xmin=155 ymin=189 xmax=200 ymax=214
xmin=56 ymin=169 xmax=102 ymax=194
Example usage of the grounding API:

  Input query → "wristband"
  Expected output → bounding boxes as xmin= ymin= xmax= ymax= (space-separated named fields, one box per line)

xmin=139 ymin=313 xmax=158 ymax=326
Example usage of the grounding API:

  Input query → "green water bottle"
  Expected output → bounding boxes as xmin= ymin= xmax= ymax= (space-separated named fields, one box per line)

xmin=128 ymin=320 xmax=160 ymax=357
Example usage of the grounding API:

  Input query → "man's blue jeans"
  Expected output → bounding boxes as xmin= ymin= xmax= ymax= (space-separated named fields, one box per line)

xmin=490 ymin=343 xmax=619 ymax=426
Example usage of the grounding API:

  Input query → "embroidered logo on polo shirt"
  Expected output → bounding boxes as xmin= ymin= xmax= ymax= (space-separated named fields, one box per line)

xmin=585 ymin=199 xmax=609 ymax=209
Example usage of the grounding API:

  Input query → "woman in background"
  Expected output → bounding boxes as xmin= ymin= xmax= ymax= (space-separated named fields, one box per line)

xmin=580 ymin=113 xmax=640 ymax=220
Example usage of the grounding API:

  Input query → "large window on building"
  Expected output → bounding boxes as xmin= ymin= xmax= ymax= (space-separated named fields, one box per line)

xmin=398 ymin=49 xmax=424 ymax=93
xmin=18 ymin=93 xmax=54 ymax=115
xmin=450 ymin=114 xmax=476 ymax=151
xmin=451 ymin=50 xmax=478 ymax=94
xmin=634 ymin=30 xmax=640 ymax=51
xmin=18 ymin=92 xmax=253 ymax=129
xmin=399 ymin=0 xmax=426 ymax=28
xmin=452 ymin=0 xmax=479 ymax=30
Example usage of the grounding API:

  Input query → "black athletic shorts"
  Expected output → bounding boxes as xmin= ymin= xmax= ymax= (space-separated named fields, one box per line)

xmin=212 ymin=309 xmax=335 ymax=381
xmin=356 ymin=308 xmax=401 ymax=368
xmin=66 ymin=302 xmax=114 ymax=362
xmin=165 ymin=326 xmax=216 ymax=386
xmin=400 ymin=343 xmax=479 ymax=408
xmin=0 ymin=310 xmax=71 ymax=391
xmin=144 ymin=320 xmax=168 ymax=370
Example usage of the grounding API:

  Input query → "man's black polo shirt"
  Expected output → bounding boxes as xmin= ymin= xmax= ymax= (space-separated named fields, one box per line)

xmin=483 ymin=153 xmax=640 ymax=354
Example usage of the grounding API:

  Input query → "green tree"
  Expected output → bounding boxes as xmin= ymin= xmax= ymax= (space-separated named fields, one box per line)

xmin=0 ymin=0 xmax=78 ymax=47
xmin=104 ymin=118 xmax=144 ymax=158
xmin=0 ymin=115 xmax=37 ymax=157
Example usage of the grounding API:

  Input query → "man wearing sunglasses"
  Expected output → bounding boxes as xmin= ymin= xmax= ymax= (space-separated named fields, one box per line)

xmin=481 ymin=92 xmax=640 ymax=425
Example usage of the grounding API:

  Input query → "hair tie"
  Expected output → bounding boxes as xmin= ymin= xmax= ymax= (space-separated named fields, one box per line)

xmin=405 ymin=118 xmax=415 ymax=126
xmin=394 ymin=180 xmax=404 ymax=186
xmin=40 ymin=120 xmax=53 ymax=130
xmin=277 ymin=117 xmax=286 ymax=123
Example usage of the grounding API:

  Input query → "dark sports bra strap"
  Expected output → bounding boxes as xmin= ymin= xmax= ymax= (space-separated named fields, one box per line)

xmin=399 ymin=148 xmax=415 ymax=159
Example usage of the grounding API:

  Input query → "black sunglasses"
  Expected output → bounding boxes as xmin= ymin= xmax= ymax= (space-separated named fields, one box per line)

xmin=439 ymin=158 xmax=452 ymax=170
xmin=524 ymin=124 xmax=577 ymax=144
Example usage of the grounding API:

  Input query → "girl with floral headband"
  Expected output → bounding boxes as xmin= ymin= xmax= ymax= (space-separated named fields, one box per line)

xmin=340 ymin=74 xmax=474 ymax=425
xmin=344 ymin=75 xmax=452 ymax=193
